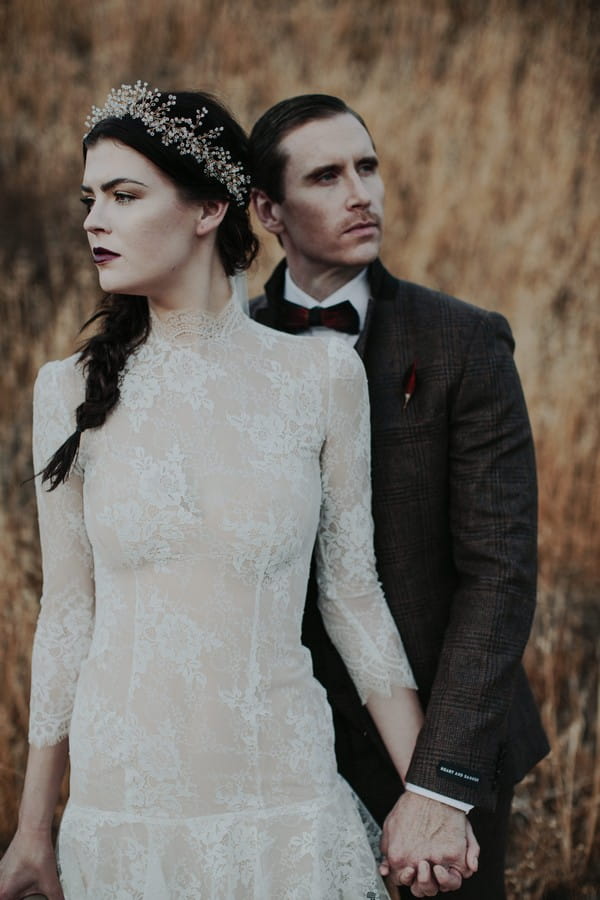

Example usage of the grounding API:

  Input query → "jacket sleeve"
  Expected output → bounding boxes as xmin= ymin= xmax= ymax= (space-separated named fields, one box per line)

xmin=316 ymin=340 xmax=417 ymax=703
xmin=405 ymin=312 xmax=538 ymax=808
xmin=28 ymin=359 xmax=95 ymax=747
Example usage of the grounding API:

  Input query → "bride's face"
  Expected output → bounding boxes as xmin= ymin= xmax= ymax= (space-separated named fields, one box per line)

xmin=81 ymin=139 xmax=203 ymax=304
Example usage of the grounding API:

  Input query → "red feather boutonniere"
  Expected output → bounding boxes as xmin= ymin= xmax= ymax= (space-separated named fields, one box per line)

xmin=402 ymin=361 xmax=417 ymax=410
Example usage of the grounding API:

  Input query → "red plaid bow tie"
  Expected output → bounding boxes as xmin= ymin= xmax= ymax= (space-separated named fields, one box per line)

xmin=277 ymin=298 xmax=360 ymax=335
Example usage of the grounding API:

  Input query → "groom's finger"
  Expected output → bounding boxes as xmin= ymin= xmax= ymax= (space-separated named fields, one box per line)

xmin=465 ymin=820 xmax=480 ymax=876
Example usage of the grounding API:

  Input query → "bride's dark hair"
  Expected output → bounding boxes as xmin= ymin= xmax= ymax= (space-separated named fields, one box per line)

xmin=41 ymin=90 xmax=258 ymax=491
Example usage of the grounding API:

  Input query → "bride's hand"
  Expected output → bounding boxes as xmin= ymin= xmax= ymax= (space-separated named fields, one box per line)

xmin=384 ymin=874 xmax=403 ymax=898
xmin=0 ymin=829 xmax=64 ymax=900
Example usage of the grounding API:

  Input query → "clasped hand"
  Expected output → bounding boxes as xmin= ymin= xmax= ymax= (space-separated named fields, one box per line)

xmin=379 ymin=793 xmax=479 ymax=897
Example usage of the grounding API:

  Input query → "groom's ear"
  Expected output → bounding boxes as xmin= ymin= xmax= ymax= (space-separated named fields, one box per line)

xmin=251 ymin=189 xmax=285 ymax=236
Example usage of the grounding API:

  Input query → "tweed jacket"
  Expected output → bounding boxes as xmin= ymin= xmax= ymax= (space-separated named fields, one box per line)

xmin=250 ymin=258 xmax=549 ymax=813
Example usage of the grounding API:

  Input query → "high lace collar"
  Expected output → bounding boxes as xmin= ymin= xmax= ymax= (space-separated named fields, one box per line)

xmin=149 ymin=296 xmax=245 ymax=344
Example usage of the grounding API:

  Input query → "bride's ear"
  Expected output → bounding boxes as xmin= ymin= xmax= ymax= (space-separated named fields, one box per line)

xmin=195 ymin=199 xmax=229 ymax=236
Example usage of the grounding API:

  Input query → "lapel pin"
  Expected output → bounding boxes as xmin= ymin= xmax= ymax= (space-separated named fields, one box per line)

xmin=402 ymin=361 xmax=417 ymax=410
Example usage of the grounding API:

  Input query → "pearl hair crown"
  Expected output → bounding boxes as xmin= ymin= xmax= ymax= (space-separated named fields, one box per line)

xmin=84 ymin=81 xmax=251 ymax=206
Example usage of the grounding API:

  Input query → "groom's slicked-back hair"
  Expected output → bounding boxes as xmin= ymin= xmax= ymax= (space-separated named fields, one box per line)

xmin=249 ymin=94 xmax=371 ymax=204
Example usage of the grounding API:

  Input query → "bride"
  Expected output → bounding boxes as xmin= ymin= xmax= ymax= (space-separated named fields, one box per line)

xmin=0 ymin=83 xmax=435 ymax=899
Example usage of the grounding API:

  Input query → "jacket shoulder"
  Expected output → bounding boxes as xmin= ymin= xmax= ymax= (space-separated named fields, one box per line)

xmin=372 ymin=262 xmax=513 ymax=350
xmin=382 ymin=268 xmax=507 ymax=324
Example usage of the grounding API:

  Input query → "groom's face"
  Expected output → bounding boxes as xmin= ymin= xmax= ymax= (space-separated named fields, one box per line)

xmin=261 ymin=113 xmax=384 ymax=281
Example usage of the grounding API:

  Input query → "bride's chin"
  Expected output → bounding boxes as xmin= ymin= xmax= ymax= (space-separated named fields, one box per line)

xmin=97 ymin=276 xmax=134 ymax=294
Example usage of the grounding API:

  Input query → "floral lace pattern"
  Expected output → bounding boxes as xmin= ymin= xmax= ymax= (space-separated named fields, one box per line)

xmin=30 ymin=300 xmax=415 ymax=897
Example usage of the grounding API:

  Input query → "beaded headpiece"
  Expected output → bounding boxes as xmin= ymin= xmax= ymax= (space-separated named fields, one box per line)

xmin=84 ymin=81 xmax=251 ymax=206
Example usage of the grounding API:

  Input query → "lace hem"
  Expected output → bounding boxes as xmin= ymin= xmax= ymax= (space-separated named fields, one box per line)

xmin=57 ymin=782 xmax=391 ymax=899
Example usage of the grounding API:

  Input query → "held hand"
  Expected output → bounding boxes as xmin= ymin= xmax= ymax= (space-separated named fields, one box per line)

xmin=382 ymin=859 xmax=463 ymax=898
xmin=0 ymin=829 xmax=64 ymax=900
xmin=379 ymin=793 xmax=479 ymax=895
xmin=409 ymin=821 xmax=478 ymax=895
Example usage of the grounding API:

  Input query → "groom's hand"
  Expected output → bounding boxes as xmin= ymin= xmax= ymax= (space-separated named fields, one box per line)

xmin=379 ymin=793 xmax=479 ymax=895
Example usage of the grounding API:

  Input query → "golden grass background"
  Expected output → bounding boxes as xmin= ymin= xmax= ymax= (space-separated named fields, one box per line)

xmin=1 ymin=0 xmax=598 ymax=896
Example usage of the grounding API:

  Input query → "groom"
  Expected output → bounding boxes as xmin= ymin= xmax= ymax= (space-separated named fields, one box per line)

xmin=248 ymin=95 xmax=548 ymax=897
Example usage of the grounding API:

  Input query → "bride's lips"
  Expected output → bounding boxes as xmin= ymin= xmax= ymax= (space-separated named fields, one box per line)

xmin=92 ymin=246 xmax=121 ymax=265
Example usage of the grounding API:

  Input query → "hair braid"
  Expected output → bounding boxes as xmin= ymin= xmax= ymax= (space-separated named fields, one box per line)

xmin=41 ymin=295 xmax=150 ymax=490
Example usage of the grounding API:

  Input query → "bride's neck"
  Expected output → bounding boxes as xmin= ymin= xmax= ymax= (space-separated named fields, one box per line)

xmin=148 ymin=253 xmax=231 ymax=318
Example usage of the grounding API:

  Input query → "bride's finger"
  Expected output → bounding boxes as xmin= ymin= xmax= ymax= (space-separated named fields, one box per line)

xmin=432 ymin=863 xmax=462 ymax=892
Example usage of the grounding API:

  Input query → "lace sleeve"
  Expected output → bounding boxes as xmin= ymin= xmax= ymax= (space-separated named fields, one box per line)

xmin=315 ymin=340 xmax=417 ymax=704
xmin=28 ymin=359 xmax=95 ymax=747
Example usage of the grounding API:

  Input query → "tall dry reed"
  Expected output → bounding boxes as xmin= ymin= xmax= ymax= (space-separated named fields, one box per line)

xmin=1 ymin=1 xmax=598 ymax=895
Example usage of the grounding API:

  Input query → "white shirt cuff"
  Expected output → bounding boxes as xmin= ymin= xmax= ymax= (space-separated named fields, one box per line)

xmin=405 ymin=782 xmax=474 ymax=814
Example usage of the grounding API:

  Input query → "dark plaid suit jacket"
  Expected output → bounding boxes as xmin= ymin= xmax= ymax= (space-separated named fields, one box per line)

xmin=250 ymin=258 xmax=548 ymax=818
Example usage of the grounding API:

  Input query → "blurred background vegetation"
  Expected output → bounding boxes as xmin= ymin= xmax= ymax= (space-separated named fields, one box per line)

xmin=0 ymin=0 xmax=598 ymax=896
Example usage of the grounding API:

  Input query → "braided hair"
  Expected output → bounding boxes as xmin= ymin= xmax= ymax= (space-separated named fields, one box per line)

xmin=41 ymin=91 xmax=258 ymax=490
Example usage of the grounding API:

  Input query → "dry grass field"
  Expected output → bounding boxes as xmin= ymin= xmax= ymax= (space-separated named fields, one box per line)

xmin=1 ymin=0 xmax=598 ymax=897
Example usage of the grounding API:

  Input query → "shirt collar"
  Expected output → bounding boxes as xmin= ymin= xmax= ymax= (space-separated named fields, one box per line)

xmin=284 ymin=268 xmax=370 ymax=332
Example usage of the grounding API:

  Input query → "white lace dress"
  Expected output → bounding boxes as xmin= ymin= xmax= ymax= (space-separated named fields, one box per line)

xmin=29 ymin=296 xmax=416 ymax=899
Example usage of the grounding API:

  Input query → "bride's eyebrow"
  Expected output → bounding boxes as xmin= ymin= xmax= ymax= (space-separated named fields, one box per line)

xmin=80 ymin=177 xmax=149 ymax=192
